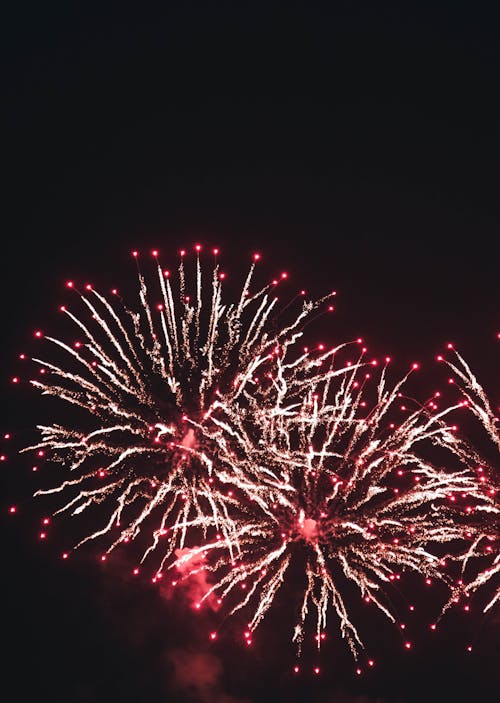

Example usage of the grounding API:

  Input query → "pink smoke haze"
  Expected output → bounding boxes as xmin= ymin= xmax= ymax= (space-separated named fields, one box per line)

xmin=181 ymin=428 xmax=197 ymax=450
xmin=167 ymin=649 xmax=251 ymax=703
xmin=173 ymin=548 xmax=221 ymax=611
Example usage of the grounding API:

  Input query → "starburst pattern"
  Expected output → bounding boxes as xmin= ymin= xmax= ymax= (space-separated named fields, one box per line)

xmin=7 ymin=247 xmax=499 ymax=667
xmin=173 ymin=347 xmax=496 ymax=660
xmin=20 ymin=248 xmax=335 ymax=570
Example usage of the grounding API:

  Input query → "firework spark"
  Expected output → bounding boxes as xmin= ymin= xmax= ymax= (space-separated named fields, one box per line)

xmin=173 ymin=347 xmax=496 ymax=661
xmin=20 ymin=248 xmax=334 ymax=571
xmin=438 ymin=347 xmax=500 ymax=614
xmin=10 ymin=247 xmax=498 ymax=666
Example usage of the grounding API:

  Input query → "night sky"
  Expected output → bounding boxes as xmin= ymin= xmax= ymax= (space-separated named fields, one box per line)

xmin=1 ymin=3 xmax=499 ymax=702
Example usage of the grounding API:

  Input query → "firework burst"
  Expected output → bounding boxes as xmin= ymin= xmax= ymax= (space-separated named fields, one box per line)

xmin=173 ymin=347 xmax=496 ymax=661
xmin=8 ymin=247 xmax=498 ymax=667
xmin=19 ymin=248 xmax=335 ymax=571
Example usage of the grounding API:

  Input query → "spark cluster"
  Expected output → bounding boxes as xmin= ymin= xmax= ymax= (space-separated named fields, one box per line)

xmin=6 ymin=246 xmax=499 ymax=670
xmin=438 ymin=348 xmax=500 ymax=614
xmin=176 ymin=343 xmax=497 ymax=662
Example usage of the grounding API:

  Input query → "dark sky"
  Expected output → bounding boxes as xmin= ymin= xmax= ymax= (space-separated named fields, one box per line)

xmin=1 ymin=3 xmax=499 ymax=702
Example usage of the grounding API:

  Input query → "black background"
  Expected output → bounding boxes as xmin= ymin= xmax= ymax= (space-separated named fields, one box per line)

xmin=1 ymin=3 xmax=499 ymax=702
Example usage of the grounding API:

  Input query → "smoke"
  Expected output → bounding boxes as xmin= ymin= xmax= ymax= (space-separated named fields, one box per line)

xmin=181 ymin=428 xmax=197 ymax=449
xmin=161 ymin=547 xmax=221 ymax=612
xmin=318 ymin=692 xmax=397 ymax=703
xmin=167 ymin=648 xmax=251 ymax=703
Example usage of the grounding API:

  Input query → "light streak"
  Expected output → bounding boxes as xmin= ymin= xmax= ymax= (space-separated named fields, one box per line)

xmin=438 ymin=347 xmax=499 ymax=614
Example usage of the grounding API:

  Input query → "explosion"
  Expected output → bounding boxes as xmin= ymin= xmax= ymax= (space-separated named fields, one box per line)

xmin=6 ymin=246 xmax=498 ymax=668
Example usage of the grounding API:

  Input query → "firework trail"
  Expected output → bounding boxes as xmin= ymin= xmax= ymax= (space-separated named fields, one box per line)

xmin=10 ymin=246 xmax=498 ymax=666
xmin=437 ymin=346 xmax=500 ymax=614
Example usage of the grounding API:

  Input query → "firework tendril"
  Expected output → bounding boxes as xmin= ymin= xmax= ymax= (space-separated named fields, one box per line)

xmin=12 ymin=248 xmax=499 ymax=665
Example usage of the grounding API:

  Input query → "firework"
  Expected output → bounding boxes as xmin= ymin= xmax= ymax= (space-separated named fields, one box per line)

xmin=173 ymin=348 xmax=497 ymax=662
xmin=9 ymin=247 xmax=498 ymax=667
xmin=18 ymin=247 xmax=335 ymax=572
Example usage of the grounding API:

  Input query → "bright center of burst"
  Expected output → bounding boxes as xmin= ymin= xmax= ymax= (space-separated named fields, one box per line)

xmin=297 ymin=508 xmax=318 ymax=543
